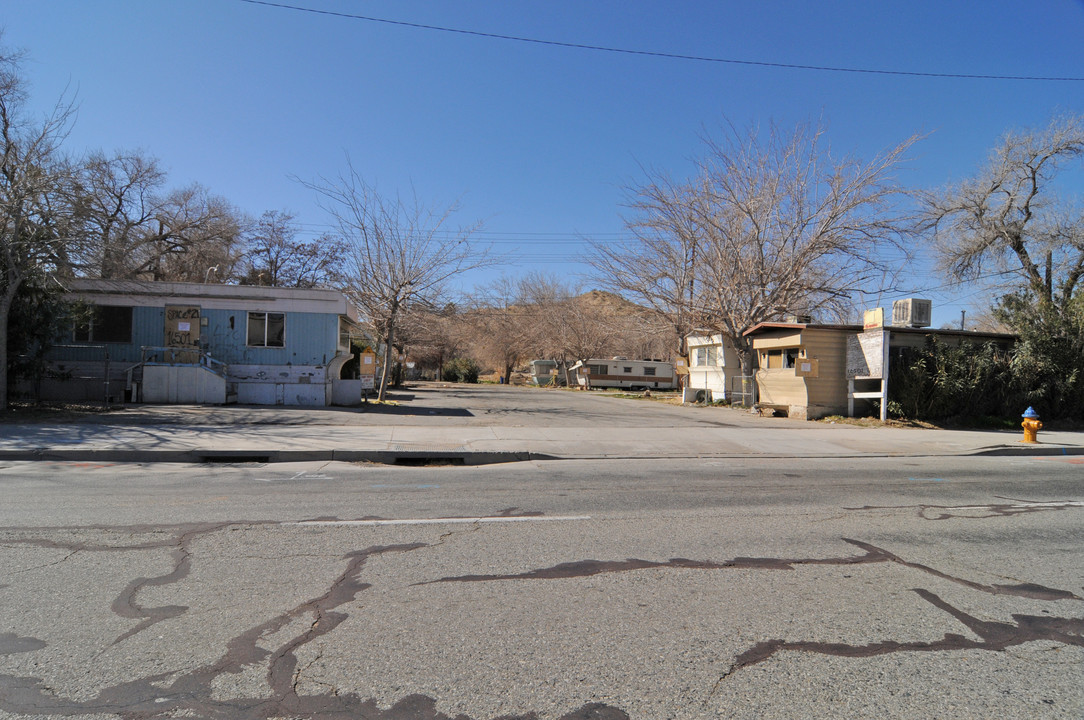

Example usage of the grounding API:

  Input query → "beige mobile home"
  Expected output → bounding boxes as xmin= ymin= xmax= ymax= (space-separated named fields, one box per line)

xmin=746 ymin=319 xmax=1017 ymax=420
xmin=745 ymin=322 xmax=860 ymax=420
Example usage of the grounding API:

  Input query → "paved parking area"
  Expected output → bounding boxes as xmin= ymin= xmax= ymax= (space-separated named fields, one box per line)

xmin=12 ymin=382 xmax=783 ymax=428
xmin=2 ymin=383 xmax=1081 ymax=463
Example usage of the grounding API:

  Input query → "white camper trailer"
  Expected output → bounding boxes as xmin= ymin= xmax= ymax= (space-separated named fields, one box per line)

xmin=568 ymin=358 xmax=677 ymax=390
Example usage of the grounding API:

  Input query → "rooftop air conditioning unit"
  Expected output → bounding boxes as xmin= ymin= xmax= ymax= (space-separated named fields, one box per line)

xmin=892 ymin=298 xmax=932 ymax=328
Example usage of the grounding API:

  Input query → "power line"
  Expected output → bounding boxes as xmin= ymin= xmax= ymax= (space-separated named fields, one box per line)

xmin=238 ymin=0 xmax=1084 ymax=82
xmin=288 ymin=223 xmax=623 ymax=244
xmin=897 ymin=268 xmax=1028 ymax=298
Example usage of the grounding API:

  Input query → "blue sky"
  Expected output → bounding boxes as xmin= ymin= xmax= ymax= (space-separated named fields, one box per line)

xmin=4 ymin=0 xmax=1083 ymax=327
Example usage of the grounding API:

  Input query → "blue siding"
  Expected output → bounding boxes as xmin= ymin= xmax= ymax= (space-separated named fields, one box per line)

xmin=51 ymin=306 xmax=340 ymax=367
xmin=133 ymin=307 xmax=166 ymax=358
xmin=201 ymin=309 xmax=338 ymax=365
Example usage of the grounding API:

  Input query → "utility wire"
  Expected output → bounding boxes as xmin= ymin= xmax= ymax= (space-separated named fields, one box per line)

xmin=238 ymin=0 xmax=1084 ymax=82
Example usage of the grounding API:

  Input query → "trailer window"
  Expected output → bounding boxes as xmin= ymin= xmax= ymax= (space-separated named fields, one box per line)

xmin=694 ymin=346 xmax=719 ymax=366
xmin=73 ymin=305 xmax=133 ymax=343
xmin=248 ymin=312 xmax=285 ymax=347
xmin=643 ymin=366 xmax=656 ymax=376
xmin=761 ymin=348 xmax=802 ymax=369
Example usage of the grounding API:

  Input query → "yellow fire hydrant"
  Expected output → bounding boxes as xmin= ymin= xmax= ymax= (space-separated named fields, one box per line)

xmin=1021 ymin=407 xmax=1042 ymax=444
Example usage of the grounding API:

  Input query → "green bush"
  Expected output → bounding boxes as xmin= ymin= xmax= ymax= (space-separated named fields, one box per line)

xmin=442 ymin=357 xmax=480 ymax=384
xmin=998 ymin=293 xmax=1084 ymax=421
xmin=887 ymin=307 xmax=1084 ymax=422
xmin=888 ymin=338 xmax=1014 ymax=422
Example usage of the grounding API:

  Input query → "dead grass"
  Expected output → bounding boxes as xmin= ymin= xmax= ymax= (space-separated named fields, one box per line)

xmin=817 ymin=415 xmax=941 ymax=429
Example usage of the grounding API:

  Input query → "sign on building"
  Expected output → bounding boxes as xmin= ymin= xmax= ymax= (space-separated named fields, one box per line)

xmin=358 ymin=350 xmax=377 ymax=375
xmin=164 ymin=305 xmax=201 ymax=363
xmin=795 ymin=358 xmax=819 ymax=378
xmin=863 ymin=307 xmax=884 ymax=330
xmin=847 ymin=329 xmax=890 ymax=421
xmin=165 ymin=305 xmax=201 ymax=347
xmin=847 ymin=330 xmax=886 ymax=378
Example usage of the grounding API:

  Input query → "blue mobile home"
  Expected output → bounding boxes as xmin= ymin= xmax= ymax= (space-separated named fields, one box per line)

xmin=39 ymin=279 xmax=363 ymax=406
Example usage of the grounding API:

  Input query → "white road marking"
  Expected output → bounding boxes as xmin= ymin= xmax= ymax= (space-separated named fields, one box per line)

xmin=290 ymin=471 xmax=333 ymax=480
xmin=292 ymin=515 xmax=591 ymax=527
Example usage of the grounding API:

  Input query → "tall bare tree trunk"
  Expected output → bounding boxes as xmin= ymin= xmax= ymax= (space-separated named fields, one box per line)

xmin=0 ymin=283 xmax=17 ymax=410
xmin=378 ymin=320 xmax=395 ymax=403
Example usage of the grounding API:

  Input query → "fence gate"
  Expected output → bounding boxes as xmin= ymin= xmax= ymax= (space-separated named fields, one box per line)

xmin=729 ymin=374 xmax=756 ymax=407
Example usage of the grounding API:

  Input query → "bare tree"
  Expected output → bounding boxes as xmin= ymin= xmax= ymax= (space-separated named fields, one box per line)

xmin=72 ymin=151 xmax=165 ymax=277
xmin=591 ymin=173 xmax=701 ymax=357
xmin=498 ymin=272 xmax=575 ymax=382
xmin=598 ymin=120 xmax=916 ymax=388
xmin=240 ymin=210 xmax=344 ymax=288
xmin=551 ymin=291 xmax=630 ymax=373
xmin=302 ymin=165 xmax=490 ymax=401
xmin=73 ymin=152 xmax=243 ymax=282
xmin=490 ymin=274 xmax=670 ymax=382
xmin=698 ymin=121 xmax=916 ymax=375
xmin=128 ymin=184 xmax=243 ymax=282
xmin=0 ymin=42 xmax=77 ymax=410
xmin=463 ymin=275 xmax=550 ymax=383
xmin=399 ymin=301 xmax=462 ymax=381
xmin=922 ymin=113 xmax=1084 ymax=316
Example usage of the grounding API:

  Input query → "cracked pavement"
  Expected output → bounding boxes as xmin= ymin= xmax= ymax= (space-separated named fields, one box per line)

xmin=0 ymin=447 xmax=1081 ymax=718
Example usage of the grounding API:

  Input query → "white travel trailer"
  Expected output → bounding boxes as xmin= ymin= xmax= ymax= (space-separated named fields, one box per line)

xmin=568 ymin=358 xmax=677 ymax=390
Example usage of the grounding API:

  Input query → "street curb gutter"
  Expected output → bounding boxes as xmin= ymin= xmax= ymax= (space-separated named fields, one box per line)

xmin=0 ymin=449 xmax=545 ymax=466
xmin=0 ymin=446 xmax=1080 ymax=464
xmin=970 ymin=445 xmax=1084 ymax=457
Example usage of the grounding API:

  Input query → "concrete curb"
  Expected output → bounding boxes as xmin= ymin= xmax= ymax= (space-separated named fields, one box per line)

xmin=0 ymin=448 xmax=547 ymax=466
xmin=1 ymin=445 xmax=1080 ymax=464
xmin=970 ymin=444 xmax=1084 ymax=457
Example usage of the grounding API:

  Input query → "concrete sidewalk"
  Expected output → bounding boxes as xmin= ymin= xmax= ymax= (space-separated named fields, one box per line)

xmin=1 ymin=402 xmax=1082 ymax=464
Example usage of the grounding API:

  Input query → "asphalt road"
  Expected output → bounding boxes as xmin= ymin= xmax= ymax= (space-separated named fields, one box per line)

xmin=1 ymin=452 xmax=1081 ymax=720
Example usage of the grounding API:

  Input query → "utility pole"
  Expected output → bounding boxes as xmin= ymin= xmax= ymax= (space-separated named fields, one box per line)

xmin=960 ymin=310 xmax=966 ymax=331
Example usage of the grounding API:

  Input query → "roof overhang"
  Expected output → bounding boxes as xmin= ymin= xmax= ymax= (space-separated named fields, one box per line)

xmin=64 ymin=278 xmax=360 ymax=321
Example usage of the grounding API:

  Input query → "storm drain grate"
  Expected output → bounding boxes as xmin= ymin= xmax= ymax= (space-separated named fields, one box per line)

xmin=393 ymin=456 xmax=465 ymax=466
xmin=200 ymin=453 xmax=271 ymax=464
xmin=382 ymin=443 xmax=470 ymax=467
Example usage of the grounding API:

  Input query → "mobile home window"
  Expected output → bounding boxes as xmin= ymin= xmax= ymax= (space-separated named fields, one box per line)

xmin=693 ymin=346 xmax=719 ymax=366
xmin=587 ymin=364 xmax=607 ymax=375
xmin=643 ymin=366 xmax=656 ymax=376
xmin=73 ymin=305 xmax=133 ymax=343
xmin=248 ymin=312 xmax=285 ymax=347
xmin=338 ymin=317 xmax=353 ymax=350
xmin=761 ymin=347 xmax=802 ymax=369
